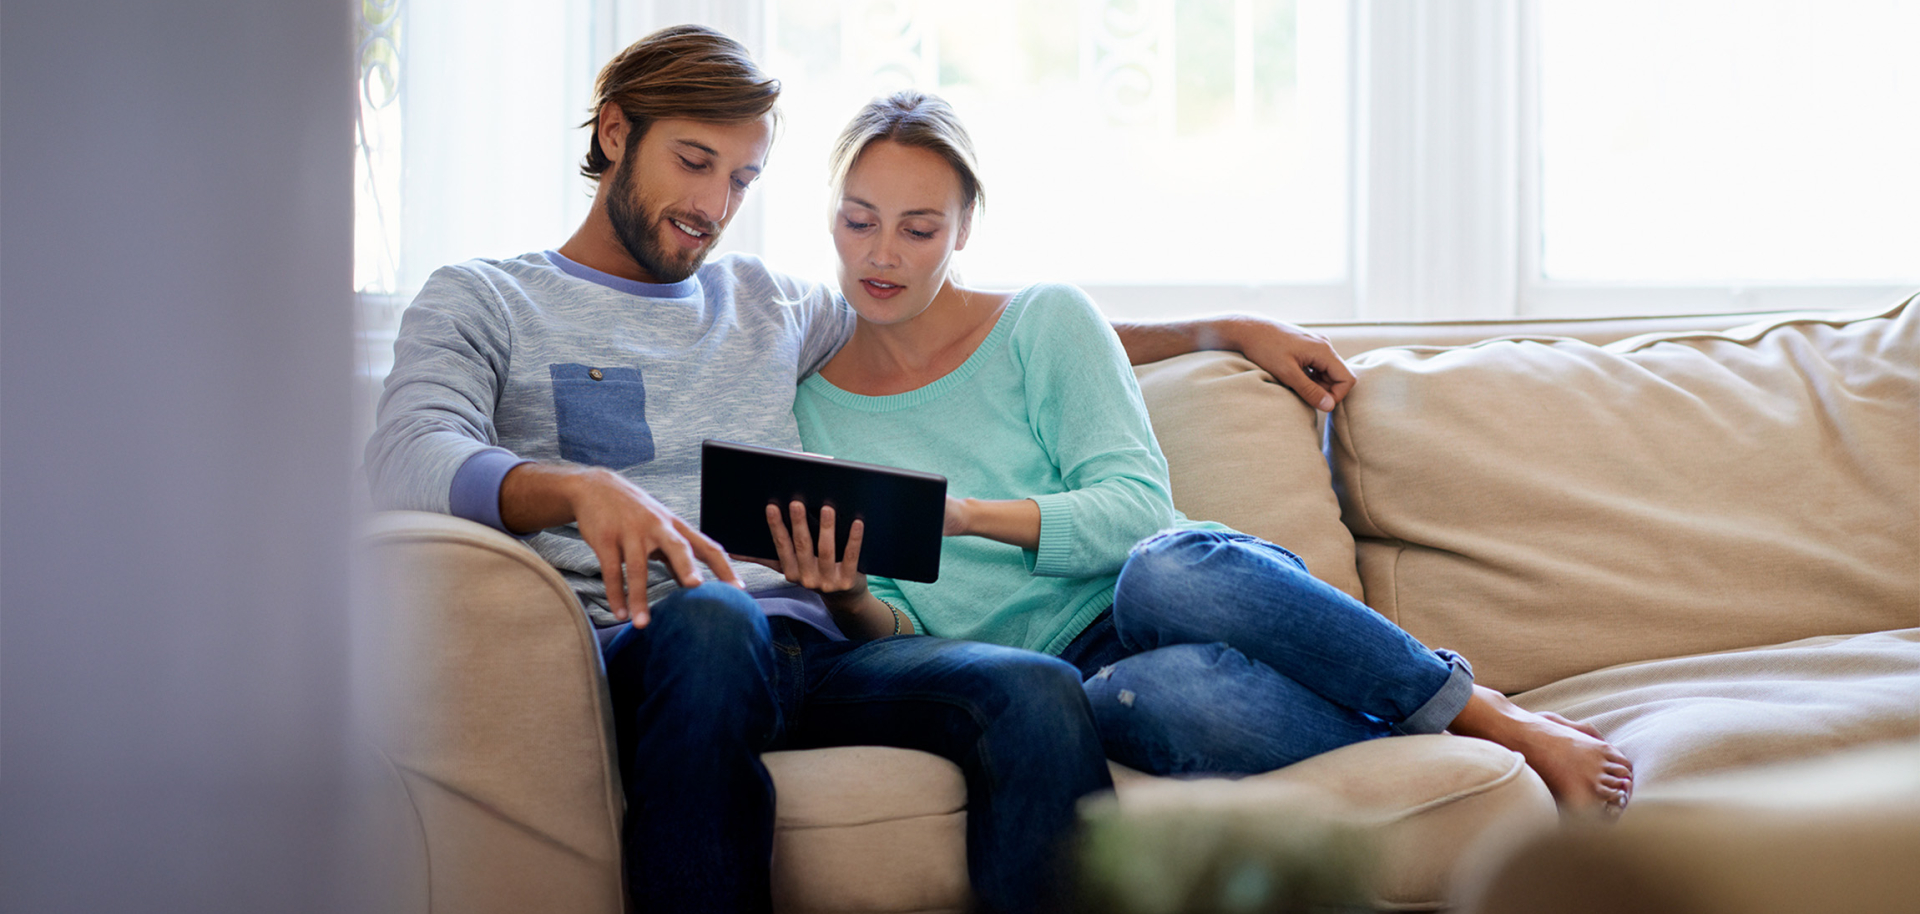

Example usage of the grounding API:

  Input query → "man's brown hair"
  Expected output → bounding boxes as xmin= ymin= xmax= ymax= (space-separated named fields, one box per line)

xmin=579 ymin=24 xmax=781 ymax=179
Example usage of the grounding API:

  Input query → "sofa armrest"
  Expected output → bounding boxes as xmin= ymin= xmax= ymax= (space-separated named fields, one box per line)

xmin=357 ymin=510 xmax=623 ymax=914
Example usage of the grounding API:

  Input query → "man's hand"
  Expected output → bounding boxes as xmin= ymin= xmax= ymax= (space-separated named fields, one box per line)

xmin=1113 ymin=314 xmax=1357 ymax=412
xmin=500 ymin=463 xmax=741 ymax=627
xmin=1228 ymin=317 xmax=1355 ymax=412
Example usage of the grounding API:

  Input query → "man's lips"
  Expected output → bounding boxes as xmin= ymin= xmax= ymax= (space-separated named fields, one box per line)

xmin=667 ymin=216 xmax=716 ymax=247
xmin=861 ymin=278 xmax=903 ymax=299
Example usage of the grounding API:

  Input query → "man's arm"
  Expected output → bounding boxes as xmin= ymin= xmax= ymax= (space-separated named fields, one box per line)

xmin=1111 ymin=314 xmax=1355 ymax=412
xmin=365 ymin=265 xmax=738 ymax=628
xmin=500 ymin=462 xmax=741 ymax=627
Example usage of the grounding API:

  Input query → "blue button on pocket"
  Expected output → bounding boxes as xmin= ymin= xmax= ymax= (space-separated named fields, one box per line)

xmin=550 ymin=363 xmax=656 ymax=468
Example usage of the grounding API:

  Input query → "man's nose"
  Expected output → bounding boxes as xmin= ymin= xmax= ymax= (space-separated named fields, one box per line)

xmin=689 ymin=176 xmax=732 ymax=225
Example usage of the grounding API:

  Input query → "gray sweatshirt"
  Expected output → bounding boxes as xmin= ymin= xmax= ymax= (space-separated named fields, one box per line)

xmin=364 ymin=249 xmax=855 ymax=624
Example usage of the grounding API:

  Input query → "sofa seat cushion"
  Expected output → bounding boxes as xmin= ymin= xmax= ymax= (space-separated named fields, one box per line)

xmin=1329 ymin=295 xmax=1919 ymax=692
xmin=1513 ymin=628 xmax=1920 ymax=789
xmin=1136 ymin=351 xmax=1363 ymax=600
xmin=766 ymin=735 xmax=1553 ymax=913
xmin=765 ymin=747 xmax=970 ymax=914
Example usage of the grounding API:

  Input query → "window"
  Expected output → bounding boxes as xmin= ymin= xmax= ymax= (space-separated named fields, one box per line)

xmin=760 ymin=0 xmax=1353 ymax=320
xmin=1528 ymin=0 xmax=1919 ymax=313
xmin=354 ymin=0 xmax=1920 ymax=339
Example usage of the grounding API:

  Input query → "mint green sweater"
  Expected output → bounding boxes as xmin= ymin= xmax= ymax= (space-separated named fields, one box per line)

xmin=794 ymin=284 xmax=1225 ymax=655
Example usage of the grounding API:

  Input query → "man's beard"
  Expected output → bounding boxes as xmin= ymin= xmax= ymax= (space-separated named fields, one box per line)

xmin=605 ymin=153 xmax=715 ymax=284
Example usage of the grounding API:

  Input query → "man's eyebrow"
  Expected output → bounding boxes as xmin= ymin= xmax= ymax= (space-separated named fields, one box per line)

xmin=673 ymin=138 xmax=761 ymax=174
xmin=842 ymin=194 xmax=943 ymax=217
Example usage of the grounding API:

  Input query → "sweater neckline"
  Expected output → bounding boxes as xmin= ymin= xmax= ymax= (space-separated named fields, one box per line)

xmin=802 ymin=285 xmax=1035 ymax=412
xmin=541 ymin=249 xmax=702 ymax=299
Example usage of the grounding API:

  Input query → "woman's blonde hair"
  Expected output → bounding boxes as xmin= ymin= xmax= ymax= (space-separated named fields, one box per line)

xmin=828 ymin=90 xmax=984 ymax=215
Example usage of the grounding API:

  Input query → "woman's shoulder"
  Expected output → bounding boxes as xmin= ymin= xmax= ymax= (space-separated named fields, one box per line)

xmin=1003 ymin=282 xmax=1114 ymax=346
xmin=1012 ymin=281 xmax=1096 ymax=309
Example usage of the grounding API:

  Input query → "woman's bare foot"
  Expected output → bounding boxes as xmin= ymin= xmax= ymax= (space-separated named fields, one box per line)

xmin=1448 ymin=685 xmax=1633 ymax=819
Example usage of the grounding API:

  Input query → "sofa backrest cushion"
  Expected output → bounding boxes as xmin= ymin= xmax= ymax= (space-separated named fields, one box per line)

xmin=1136 ymin=352 xmax=1363 ymax=600
xmin=1328 ymin=295 xmax=1920 ymax=692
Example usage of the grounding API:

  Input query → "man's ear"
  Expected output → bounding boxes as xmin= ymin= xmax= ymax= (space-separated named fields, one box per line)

xmin=599 ymin=103 xmax=629 ymax=165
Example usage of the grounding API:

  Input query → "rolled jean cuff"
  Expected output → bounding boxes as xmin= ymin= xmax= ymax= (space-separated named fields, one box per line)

xmin=1394 ymin=648 xmax=1475 ymax=736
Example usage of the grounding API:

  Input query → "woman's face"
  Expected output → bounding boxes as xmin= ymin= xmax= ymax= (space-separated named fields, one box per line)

xmin=831 ymin=140 xmax=970 ymax=325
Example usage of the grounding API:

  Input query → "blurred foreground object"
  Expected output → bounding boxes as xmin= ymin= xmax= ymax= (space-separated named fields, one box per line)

xmin=1076 ymin=779 xmax=1376 ymax=914
xmin=1458 ymin=738 xmax=1920 ymax=914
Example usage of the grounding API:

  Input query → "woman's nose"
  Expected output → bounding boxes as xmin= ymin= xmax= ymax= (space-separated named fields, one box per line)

xmin=867 ymin=233 xmax=897 ymax=268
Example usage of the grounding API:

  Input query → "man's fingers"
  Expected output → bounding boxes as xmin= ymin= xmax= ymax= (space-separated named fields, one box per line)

xmin=648 ymin=528 xmax=705 ymax=590
xmin=685 ymin=525 xmax=743 ymax=587
xmin=1312 ymin=353 xmax=1356 ymax=406
xmin=1273 ymin=361 xmax=1338 ymax=413
xmin=593 ymin=542 xmax=630 ymax=622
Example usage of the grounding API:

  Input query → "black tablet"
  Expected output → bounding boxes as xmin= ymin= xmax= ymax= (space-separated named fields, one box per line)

xmin=699 ymin=439 xmax=947 ymax=583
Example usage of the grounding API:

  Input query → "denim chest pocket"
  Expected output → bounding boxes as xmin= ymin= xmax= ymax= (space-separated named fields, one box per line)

xmin=550 ymin=363 xmax=656 ymax=468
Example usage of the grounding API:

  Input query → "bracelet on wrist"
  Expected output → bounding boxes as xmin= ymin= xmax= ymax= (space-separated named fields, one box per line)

xmin=878 ymin=598 xmax=904 ymax=636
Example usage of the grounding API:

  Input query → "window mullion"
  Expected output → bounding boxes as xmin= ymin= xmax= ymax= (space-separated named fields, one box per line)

xmin=1356 ymin=0 xmax=1519 ymax=321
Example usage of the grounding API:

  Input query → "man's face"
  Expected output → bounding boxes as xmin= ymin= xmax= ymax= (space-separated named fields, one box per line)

xmin=604 ymin=115 xmax=773 ymax=284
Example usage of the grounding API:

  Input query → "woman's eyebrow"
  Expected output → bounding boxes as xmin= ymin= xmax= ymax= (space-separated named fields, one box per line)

xmin=841 ymin=194 xmax=944 ymax=218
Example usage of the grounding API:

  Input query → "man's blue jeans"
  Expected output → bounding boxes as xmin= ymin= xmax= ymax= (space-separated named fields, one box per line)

xmin=1060 ymin=530 xmax=1475 ymax=776
xmin=600 ymin=582 xmax=1112 ymax=914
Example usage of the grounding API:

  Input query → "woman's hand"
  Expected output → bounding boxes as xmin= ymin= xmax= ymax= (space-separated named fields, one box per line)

xmin=750 ymin=500 xmax=909 ymax=640
xmin=763 ymin=500 xmax=867 ymax=597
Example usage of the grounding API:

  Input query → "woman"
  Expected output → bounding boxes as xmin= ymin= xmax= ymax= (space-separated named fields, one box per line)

xmin=765 ymin=90 xmax=1632 ymax=817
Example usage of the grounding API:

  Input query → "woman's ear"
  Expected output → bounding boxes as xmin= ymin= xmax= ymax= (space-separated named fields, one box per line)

xmin=955 ymin=209 xmax=973 ymax=251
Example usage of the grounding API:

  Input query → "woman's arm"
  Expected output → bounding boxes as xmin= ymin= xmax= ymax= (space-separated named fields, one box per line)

xmin=945 ymin=495 xmax=1041 ymax=550
xmin=1110 ymin=313 xmax=1355 ymax=412
xmin=997 ymin=286 xmax=1179 ymax=578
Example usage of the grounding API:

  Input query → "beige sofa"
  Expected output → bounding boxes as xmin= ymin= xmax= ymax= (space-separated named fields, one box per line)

xmin=356 ymin=293 xmax=1919 ymax=912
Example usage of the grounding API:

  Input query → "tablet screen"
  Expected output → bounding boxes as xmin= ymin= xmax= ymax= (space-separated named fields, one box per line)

xmin=699 ymin=440 xmax=947 ymax=583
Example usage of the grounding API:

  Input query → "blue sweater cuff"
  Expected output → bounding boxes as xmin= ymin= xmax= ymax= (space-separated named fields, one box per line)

xmin=450 ymin=448 xmax=533 ymax=537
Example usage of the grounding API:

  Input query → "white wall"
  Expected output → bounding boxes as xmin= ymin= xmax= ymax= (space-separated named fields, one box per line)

xmin=1 ymin=2 xmax=363 ymax=911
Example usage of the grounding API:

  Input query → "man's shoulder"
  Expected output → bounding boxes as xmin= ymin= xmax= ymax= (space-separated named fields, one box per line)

xmin=698 ymin=251 xmax=805 ymax=291
xmin=449 ymin=251 xmax=562 ymax=287
xmin=698 ymin=253 xmax=842 ymax=314
xmin=416 ymin=252 xmax=554 ymax=299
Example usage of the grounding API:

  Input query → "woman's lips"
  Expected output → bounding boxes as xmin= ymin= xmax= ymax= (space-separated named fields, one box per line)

xmin=861 ymin=279 xmax=904 ymax=299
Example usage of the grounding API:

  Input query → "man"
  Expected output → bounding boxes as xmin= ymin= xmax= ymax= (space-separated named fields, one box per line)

xmin=365 ymin=24 xmax=1353 ymax=913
